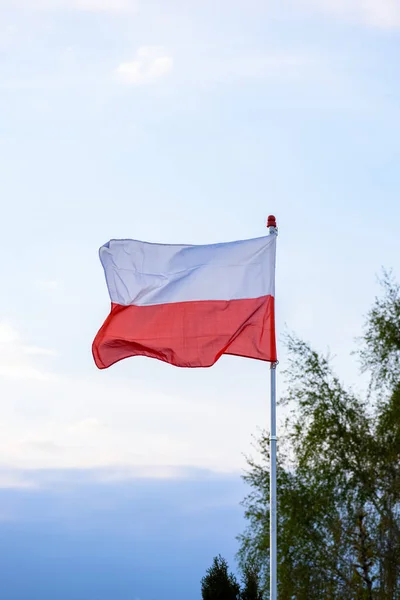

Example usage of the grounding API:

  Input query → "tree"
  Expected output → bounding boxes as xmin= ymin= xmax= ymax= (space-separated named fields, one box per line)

xmin=240 ymin=564 xmax=263 ymax=600
xmin=201 ymin=555 xmax=241 ymax=600
xmin=238 ymin=273 xmax=400 ymax=599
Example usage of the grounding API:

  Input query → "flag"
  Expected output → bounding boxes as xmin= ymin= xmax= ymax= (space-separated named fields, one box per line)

xmin=92 ymin=234 xmax=277 ymax=369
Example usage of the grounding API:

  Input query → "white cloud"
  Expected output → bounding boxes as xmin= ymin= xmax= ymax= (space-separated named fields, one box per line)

xmin=0 ymin=323 xmax=19 ymax=345
xmin=67 ymin=418 xmax=101 ymax=435
xmin=304 ymin=0 xmax=400 ymax=29
xmin=0 ymin=322 xmax=55 ymax=382
xmin=216 ymin=53 xmax=313 ymax=82
xmin=0 ymin=0 xmax=136 ymax=12
xmin=22 ymin=346 xmax=56 ymax=357
xmin=116 ymin=46 xmax=173 ymax=86
xmin=0 ymin=472 xmax=37 ymax=490
xmin=0 ymin=364 xmax=51 ymax=381
xmin=24 ymin=441 xmax=62 ymax=454
xmin=0 ymin=360 xmax=271 ymax=473
xmin=92 ymin=465 xmax=202 ymax=483
xmin=35 ymin=279 xmax=59 ymax=291
xmin=65 ymin=0 xmax=135 ymax=11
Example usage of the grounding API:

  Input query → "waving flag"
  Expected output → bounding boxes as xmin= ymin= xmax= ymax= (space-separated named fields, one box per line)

xmin=92 ymin=234 xmax=277 ymax=369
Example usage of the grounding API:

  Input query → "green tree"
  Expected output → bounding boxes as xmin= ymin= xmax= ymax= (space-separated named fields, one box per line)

xmin=238 ymin=274 xmax=400 ymax=599
xmin=201 ymin=555 xmax=241 ymax=600
xmin=240 ymin=564 xmax=263 ymax=600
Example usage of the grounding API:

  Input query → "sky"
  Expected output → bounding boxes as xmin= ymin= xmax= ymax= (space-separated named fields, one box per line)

xmin=0 ymin=0 xmax=400 ymax=598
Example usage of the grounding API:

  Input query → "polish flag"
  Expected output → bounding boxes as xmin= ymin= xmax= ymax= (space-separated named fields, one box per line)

xmin=92 ymin=233 xmax=277 ymax=369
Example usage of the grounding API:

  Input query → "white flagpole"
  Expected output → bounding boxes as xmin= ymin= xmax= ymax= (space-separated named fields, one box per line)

xmin=270 ymin=361 xmax=277 ymax=600
xmin=267 ymin=215 xmax=278 ymax=600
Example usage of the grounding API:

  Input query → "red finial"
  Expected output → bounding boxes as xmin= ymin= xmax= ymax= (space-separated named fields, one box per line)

xmin=267 ymin=215 xmax=277 ymax=229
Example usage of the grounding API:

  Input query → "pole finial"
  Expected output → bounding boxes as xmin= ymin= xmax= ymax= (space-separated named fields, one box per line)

xmin=267 ymin=215 xmax=278 ymax=235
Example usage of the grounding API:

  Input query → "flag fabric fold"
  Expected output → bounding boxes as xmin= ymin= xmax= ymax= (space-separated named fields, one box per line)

xmin=92 ymin=235 xmax=277 ymax=369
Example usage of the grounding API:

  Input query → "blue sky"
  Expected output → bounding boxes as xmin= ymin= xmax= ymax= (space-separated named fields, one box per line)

xmin=0 ymin=0 xmax=400 ymax=597
xmin=0 ymin=468 xmax=245 ymax=600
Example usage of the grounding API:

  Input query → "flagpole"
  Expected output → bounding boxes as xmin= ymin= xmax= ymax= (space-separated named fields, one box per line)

xmin=267 ymin=215 xmax=278 ymax=600
xmin=270 ymin=361 xmax=277 ymax=600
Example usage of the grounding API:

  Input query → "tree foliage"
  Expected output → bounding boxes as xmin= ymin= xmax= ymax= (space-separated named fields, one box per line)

xmin=201 ymin=555 xmax=241 ymax=600
xmin=241 ymin=564 xmax=263 ymax=600
xmin=201 ymin=556 xmax=264 ymax=600
xmin=238 ymin=274 xmax=400 ymax=599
